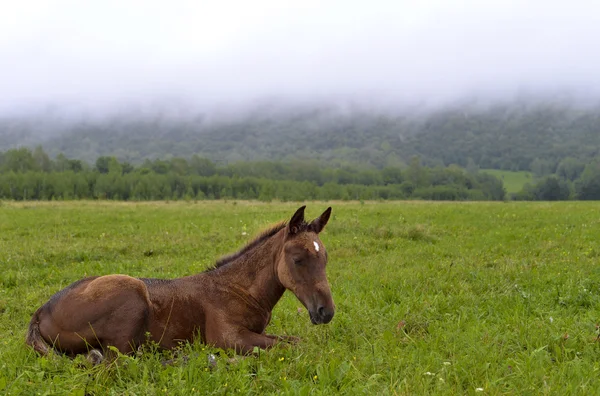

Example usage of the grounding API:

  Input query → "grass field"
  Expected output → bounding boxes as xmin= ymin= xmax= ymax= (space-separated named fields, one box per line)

xmin=481 ymin=169 xmax=533 ymax=194
xmin=1 ymin=200 xmax=600 ymax=395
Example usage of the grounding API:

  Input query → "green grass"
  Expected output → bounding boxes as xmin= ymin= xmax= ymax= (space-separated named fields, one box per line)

xmin=1 ymin=200 xmax=600 ymax=394
xmin=481 ymin=169 xmax=533 ymax=194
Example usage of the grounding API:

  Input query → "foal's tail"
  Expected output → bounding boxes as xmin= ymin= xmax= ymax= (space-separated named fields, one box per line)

xmin=26 ymin=312 xmax=51 ymax=355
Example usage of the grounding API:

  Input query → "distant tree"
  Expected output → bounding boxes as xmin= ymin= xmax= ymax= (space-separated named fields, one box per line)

xmin=54 ymin=153 xmax=69 ymax=172
xmin=556 ymin=157 xmax=585 ymax=181
xmin=121 ymin=161 xmax=134 ymax=174
xmin=406 ymin=156 xmax=428 ymax=186
xmin=575 ymin=161 xmax=600 ymax=200
xmin=530 ymin=158 xmax=555 ymax=178
xmin=334 ymin=168 xmax=355 ymax=185
xmin=151 ymin=160 xmax=170 ymax=175
xmin=2 ymin=148 xmax=38 ymax=173
xmin=170 ymin=157 xmax=189 ymax=176
xmin=289 ymin=162 xmax=324 ymax=185
xmin=532 ymin=176 xmax=571 ymax=201
xmin=475 ymin=172 xmax=506 ymax=200
xmin=95 ymin=156 xmax=112 ymax=174
xmin=33 ymin=146 xmax=52 ymax=172
xmin=68 ymin=159 xmax=84 ymax=173
xmin=356 ymin=170 xmax=382 ymax=186
xmin=258 ymin=180 xmax=276 ymax=202
xmin=381 ymin=167 xmax=403 ymax=185
xmin=399 ymin=181 xmax=416 ymax=196
xmin=108 ymin=157 xmax=123 ymax=175
xmin=466 ymin=158 xmax=479 ymax=174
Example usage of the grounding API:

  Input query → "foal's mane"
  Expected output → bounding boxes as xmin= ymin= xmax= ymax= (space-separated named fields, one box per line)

xmin=206 ymin=220 xmax=307 ymax=272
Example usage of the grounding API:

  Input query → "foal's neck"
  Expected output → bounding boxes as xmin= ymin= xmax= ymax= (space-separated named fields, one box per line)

xmin=209 ymin=229 xmax=286 ymax=313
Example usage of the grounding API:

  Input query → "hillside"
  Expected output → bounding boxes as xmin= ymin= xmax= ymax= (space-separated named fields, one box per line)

xmin=1 ymin=98 xmax=599 ymax=170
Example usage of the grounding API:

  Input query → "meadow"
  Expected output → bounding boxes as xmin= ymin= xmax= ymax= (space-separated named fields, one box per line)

xmin=1 ymin=200 xmax=599 ymax=395
xmin=481 ymin=169 xmax=533 ymax=194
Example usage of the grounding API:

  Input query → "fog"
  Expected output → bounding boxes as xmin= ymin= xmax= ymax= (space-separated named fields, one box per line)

xmin=2 ymin=0 xmax=600 ymax=115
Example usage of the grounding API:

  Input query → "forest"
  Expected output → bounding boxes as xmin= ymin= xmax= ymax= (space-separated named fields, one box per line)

xmin=1 ymin=97 xmax=599 ymax=171
xmin=0 ymin=145 xmax=599 ymax=201
xmin=0 ymin=147 xmax=506 ymax=201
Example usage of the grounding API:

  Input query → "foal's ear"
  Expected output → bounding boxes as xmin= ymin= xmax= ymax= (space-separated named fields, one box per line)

xmin=288 ymin=205 xmax=306 ymax=235
xmin=309 ymin=207 xmax=332 ymax=234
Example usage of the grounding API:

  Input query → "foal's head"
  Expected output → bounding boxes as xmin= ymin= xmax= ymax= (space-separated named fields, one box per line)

xmin=277 ymin=206 xmax=335 ymax=325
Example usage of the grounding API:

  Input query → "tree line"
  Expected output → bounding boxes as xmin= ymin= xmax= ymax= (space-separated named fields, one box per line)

xmin=512 ymin=157 xmax=600 ymax=200
xmin=0 ymin=147 xmax=506 ymax=201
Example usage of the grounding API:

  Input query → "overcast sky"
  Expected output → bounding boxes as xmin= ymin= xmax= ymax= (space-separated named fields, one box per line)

xmin=1 ymin=0 xmax=599 ymax=114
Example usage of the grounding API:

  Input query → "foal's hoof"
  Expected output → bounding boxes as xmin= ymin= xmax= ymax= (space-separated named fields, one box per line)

xmin=86 ymin=349 xmax=104 ymax=365
xmin=280 ymin=335 xmax=301 ymax=344
xmin=208 ymin=354 xmax=218 ymax=369
xmin=161 ymin=356 xmax=189 ymax=367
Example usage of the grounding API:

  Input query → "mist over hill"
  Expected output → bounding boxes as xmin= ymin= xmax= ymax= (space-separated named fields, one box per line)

xmin=3 ymin=1 xmax=600 ymax=174
xmin=1 ymin=94 xmax=599 ymax=172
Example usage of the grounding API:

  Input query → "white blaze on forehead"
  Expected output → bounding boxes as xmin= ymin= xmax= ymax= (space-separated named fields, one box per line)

xmin=313 ymin=241 xmax=320 ymax=252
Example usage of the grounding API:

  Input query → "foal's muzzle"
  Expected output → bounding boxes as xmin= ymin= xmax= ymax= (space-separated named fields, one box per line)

xmin=309 ymin=305 xmax=335 ymax=325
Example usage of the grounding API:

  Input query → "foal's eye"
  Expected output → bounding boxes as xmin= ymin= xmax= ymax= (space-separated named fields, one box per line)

xmin=293 ymin=257 xmax=304 ymax=265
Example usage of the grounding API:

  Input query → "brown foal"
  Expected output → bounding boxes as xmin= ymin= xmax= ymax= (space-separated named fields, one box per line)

xmin=26 ymin=206 xmax=334 ymax=360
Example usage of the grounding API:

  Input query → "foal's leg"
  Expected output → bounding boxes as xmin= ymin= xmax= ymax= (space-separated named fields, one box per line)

xmin=264 ymin=334 xmax=301 ymax=344
xmin=86 ymin=349 xmax=105 ymax=365
xmin=84 ymin=293 xmax=151 ymax=364
xmin=40 ymin=275 xmax=152 ymax=358
xmin=233 ymin=331 xmax=282 ymax=354
xmin=92 ymin=278 xmax=152 ymax=356
xmin=213 ymin=329 xmax=284 ymax=354
xmin=102 ymin=299 xmax=150 ymax=354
